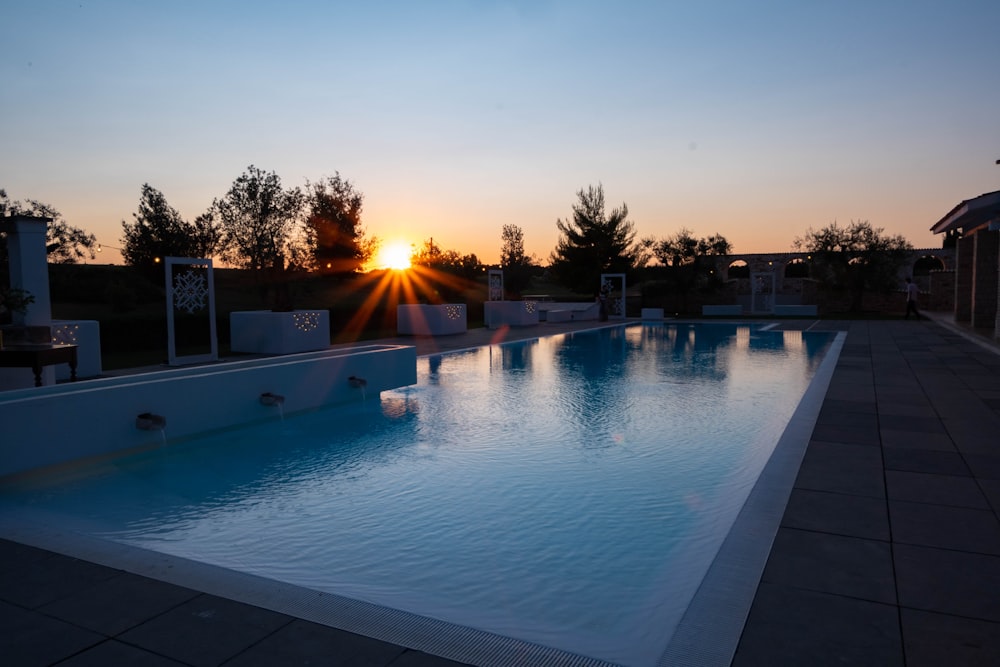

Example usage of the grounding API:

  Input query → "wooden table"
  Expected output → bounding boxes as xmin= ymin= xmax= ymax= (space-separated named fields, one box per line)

xmin=0 ymin=344 xmax=78 ymax=387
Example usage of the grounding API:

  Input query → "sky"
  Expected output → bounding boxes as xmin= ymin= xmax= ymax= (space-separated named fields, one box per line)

xmin=3 ymin=0 xmax=999 ymax=266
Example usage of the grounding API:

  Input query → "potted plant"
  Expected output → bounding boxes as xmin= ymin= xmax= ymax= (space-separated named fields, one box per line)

xmin=0 ymin=286 xmax=37 ymax=348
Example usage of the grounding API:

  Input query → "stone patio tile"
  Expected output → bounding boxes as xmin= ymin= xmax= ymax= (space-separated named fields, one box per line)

xmin=390 ymin=650 xmax=477 ymax=666
xmin=879 ymin=428 xmax=956 ymax=451
xmin=117 ymin=594 xmax=291 ymax=667
xmin=40 ymin=570 xmax=199 ymax=636
xmin=900 ymin=608 xmax=1000 ymax=667
xmin=895 ymin=544 xmax=1000 ymax=622
xmin=733 ymin=583 xmax=902 ymax=666
xmin=0 ymin=547 xmax=120 ymax=609
xmin=823 ymin=383 xmax=876 ymax=403
xmin=814 ymin=407 xmax=878 ymax=429
xmin=889 ymin=500 xmax=1000 ymax=555
xmin=964 ymin=452 xmax=1000 ymax=480
xmin=981 ymin=479 xmax=1000 ymax=515
xmin=56 ymin=640 xmax=189 ymax=666
xmin=885 ymin=470 xmax=991 ymax=509
xmin=816 ymin=398 xmax=877 ymax=416
xmin=0 ymin=598 xmax=104 ymax=667
xmin=809 ymin=422 xmax=881 ymax=446
xmin=795 ymin=442 xmax=885 ymax=497
xmin=761 ymin=528 xmax=895 ymax=604
xmin=780 ymin=488 xmax=889 ymax=540
xmin=223 ymin=618 xmax=411 ymax=667
xmin=878 ymin=413 xmax=947 ymax=434
xmin=882 ymin=448 xmax=971 ymax=476
xmin=876 ymin=401 xmax=936 ymax=418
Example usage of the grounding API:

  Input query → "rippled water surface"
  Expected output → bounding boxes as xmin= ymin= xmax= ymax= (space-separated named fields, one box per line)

xmin=1 ymin=323 xmax=833 ymax=666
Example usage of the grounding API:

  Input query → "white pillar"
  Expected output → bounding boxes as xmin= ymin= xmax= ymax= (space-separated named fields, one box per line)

xmin=3 ymin=215 xmax=53 ymax=326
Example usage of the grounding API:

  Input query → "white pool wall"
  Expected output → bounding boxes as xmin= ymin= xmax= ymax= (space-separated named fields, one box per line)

xmin=0 ymin=344 xmax=417 ymax=478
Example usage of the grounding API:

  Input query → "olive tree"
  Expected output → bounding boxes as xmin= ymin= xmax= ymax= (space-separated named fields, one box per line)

xmin=213 ymin=166 xmax=305 ymax=273
xmin=794 ymin=220 xmax=912 ymax=312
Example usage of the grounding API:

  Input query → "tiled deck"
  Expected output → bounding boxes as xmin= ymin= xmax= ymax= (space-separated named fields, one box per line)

xmin=2 ymin=317 xmax=1000 ymax=666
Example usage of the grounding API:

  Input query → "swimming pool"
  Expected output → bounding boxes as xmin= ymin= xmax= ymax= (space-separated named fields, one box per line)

xmin=0 ymin=323 xmax=840 ymax=666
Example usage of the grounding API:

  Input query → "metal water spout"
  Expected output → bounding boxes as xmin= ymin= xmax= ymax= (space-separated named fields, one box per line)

xmin=135 ymin=413 xmax=167 ymax=431
xmin=348 ymin=376 xmax=367 ymax=389
xmin=260 ymin=392 xmax=285 ymax=407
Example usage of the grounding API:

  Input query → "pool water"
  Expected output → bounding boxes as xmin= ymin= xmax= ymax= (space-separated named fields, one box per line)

xmin=0 ymin=324 xmax=834 ymax=666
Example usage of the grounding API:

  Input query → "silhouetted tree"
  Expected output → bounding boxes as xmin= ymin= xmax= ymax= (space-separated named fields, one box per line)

xmin=0 ymin=189 xmax=96 ymax=265
xmin=652 ymin=228 xmax=731 ymax=310
xmin=794 ymin=220 xmax=912 ymax=312
xmin=304 ymin=173 xmax=374 ymax=276
xmin=213 ymin=165 xmax=305 ymax=273
xmin=549 ymin=184 xmax=646 ymax=294
xmin=500 ymin=223 xmax=534 ymax=297
xmin=121 ymin=184 xmax=220 ymax=272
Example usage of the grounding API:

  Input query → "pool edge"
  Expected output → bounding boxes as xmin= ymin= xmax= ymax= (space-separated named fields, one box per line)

xmin=656 ymin=330 xmax=847 ymax=666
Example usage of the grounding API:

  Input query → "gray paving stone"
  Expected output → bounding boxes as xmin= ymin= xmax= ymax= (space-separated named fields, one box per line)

xmin=223 ymin=619 xmax=408 ymax=667
xmin=880 ymin=428 xmax=956 ymax=451
xmin=40 ymin=570 xmax=199 ymax=636
xmin=981 ymin=479 xmax=1000 ymax=515
xmin=0 ymin=598 xmax=105 ymax=667
xmin=816 ymin=398 xmax=877 ymax=416
xmin=885 ymin=470 xmax=991 ymax=509
xmin=0 ymin=547 xmax=120 ymax=609
xmin=895 ymin=544 xmax=1000 ymax=622
xmin=733 ymin=583 xmax=902 ymax=666
xmin=889 ymin=500 xmax=1000 ymax=554
xmin=882 ymin=448 xmax=971 ymax=476
xmin=391 ymin=650 xmax=475 ymax=666
xmin=117 ymin=594 xmax=292 ymax=667
xmin=878 ymin=413 xmax=947 ymax=434
xmin=900 ymin=608 xmax=1000 ymax=667
xmin=56 ymin=639 xmax=189 ymax=666
xmin=964 ymin=452 xmax=1000 ymax=480
xmin=795 ymin=442 xmax=885 ymax=497
xmin=809 ymin=422 xmax=881 ymax=446
xmin=780 ymin=488 xmax=889 ymax=540
xmin=761 ymin=528 xmax=895 ymax=604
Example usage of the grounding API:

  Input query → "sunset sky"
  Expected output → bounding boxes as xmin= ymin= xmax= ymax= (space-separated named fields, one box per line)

xmin=3 ymin=0 xmax=999 ymax=266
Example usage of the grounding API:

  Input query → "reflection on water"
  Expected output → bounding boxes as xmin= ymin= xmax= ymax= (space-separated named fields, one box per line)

xmin=0 ymin=323 xmax=833 ymax=667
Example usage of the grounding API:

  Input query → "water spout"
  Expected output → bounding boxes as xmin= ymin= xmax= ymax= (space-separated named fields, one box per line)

xmin=348 ymin=376 xmax=367 ymax=389
xmin=136 ymin=413 xmax=167 ymax=431
xmin=260 ymin=392 xmax=285 ymax=407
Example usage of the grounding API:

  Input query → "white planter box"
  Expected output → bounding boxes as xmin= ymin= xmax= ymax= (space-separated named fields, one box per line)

xmin=397 ymin=304 xmax=467 ymax=336
xmin=52 ymin=320 xmax=102 ymax=379
xmin=484 ymin=301 xmax=539 ymax=329
xmin=230 ymin=310 xmax=330 ymax=354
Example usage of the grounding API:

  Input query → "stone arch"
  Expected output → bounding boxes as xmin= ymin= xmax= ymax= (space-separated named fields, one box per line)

xmin=784 ymin=257 xmax=810 ymax=278
xmin=727 ymin=259 xmax=749 ymax=279
xmin=911 ymin=254 xmax=946 ymax=276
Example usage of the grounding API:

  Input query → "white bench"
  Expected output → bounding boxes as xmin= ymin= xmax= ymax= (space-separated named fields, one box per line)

xmin=702 ymin=305 xmax=742 ymax=316
xmin=484 ymin=301 xmax=539 ymax=329
xmin=546 ymin=309 xmax=574 ymax=322
xmin=773 ymin=305 xmax=818 ymax=316
xmin=641 ymin=308 xmax=664 ymax=320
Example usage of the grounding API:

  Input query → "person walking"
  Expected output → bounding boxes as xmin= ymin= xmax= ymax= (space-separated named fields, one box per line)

xmin=904 ymin=277 xmax=921 ymax=320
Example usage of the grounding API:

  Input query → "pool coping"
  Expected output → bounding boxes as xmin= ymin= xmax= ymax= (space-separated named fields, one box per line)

xmin=657 ymin=330 xmax=846 ymax=665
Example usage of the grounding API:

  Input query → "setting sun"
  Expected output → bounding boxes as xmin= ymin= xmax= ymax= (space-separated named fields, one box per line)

xmin=377 ymin=241 xmax=413 ymax=270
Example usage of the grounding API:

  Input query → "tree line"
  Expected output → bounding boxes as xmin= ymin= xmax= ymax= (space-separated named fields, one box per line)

xmin=3 ymin=173 xmax=916 ymax=314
